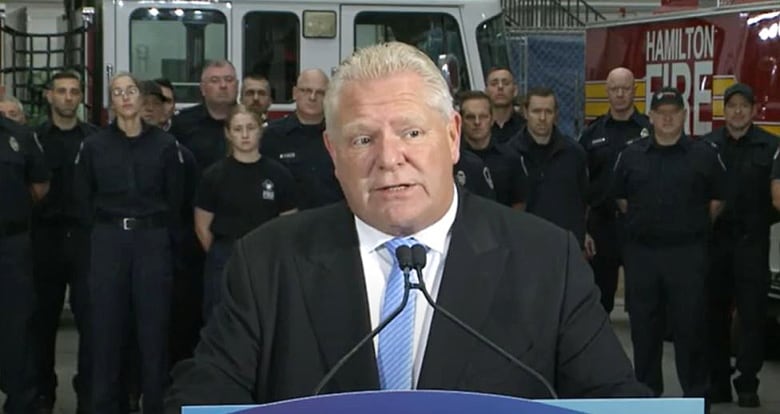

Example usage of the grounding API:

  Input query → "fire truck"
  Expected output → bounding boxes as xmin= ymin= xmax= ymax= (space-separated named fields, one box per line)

xmin=584 ymin=1 xmax=780 ymax=138
xmin=584 ymin=2 xmax=780 ymax=321
xmin=1 ymin=0 xmax=510 ymax=123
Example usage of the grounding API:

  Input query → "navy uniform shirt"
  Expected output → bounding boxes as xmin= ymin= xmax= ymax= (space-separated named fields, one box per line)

xmin=508 ymin=127 xmax=588 ymax=245
xmin=34 ymin=120 xmax=99 ymax=221
xmin=73 ymin=123 xmax=185 ymax=224
xmin=261 ymin=114 xmax=343 ymax=210
xmin=704 ymin=125 xmax=778 ymax=237
xmin=464 ymin=139 xmax=525 ymax=207
xmin=579 ymin=110 xmax=651 ymax=213
xmin=491 ymin=112 xmax=526 ymax=144
xmin=454 ymin=149 xmax=496 ymax=200
xmin=0 ymin=116 xmax=50 ymax=222
xmin=613 ymin=135 xmax=727 ymax=243
xmin=170 ymin=104 xmax=227 ymax=172
xmin=195 ymin=156 xmax=297 ymax=240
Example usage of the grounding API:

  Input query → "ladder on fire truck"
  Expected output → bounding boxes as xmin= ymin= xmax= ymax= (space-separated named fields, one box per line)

xmin=0 ymin=6 xmax=97 ymax=125
xmin=501 ymin=0 xmax=605 ymax=30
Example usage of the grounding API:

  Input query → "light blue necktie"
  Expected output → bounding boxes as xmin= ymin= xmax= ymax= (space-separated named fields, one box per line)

xmin=377 ymin=237 xmax=417 ymax=390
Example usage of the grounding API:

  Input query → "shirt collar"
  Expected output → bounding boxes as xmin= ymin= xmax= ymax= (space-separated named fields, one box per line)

xmin=647 ymin=134 xmax=690 ymax=152
xmin=354 ymin=184 xmax=458 ymax=256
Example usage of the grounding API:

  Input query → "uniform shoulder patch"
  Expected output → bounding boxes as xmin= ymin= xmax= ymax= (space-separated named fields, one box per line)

xmin=32 ymin=132 xmax=45 ymax=153
xmin=482 ymin=166 xmax=494 ymax=190
xmin=455 ymin=169 xmax=467 ymax=186
xmin=703 ymin=139 xmax=719 ymax=151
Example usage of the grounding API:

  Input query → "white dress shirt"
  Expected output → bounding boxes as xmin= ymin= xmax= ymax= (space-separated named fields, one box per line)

xmin=354 ymin=187 xmax=458 ymax=387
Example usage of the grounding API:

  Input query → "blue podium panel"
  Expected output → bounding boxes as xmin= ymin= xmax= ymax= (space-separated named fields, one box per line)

xmin=542 ymin=398 xmax=704 ymax=414
xmin=182 ymin=390 xmax=703 ymax=414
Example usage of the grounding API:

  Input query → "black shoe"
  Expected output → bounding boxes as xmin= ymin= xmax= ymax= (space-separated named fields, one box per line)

xmin=737 ymin=392 xmax=761 ymax=408
xmin=709 ymin=390 xmax=732 ymax=404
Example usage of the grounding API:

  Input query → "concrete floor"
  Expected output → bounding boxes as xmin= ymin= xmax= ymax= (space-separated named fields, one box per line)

xmin=2 ymin=301 xmax=779 ymax=413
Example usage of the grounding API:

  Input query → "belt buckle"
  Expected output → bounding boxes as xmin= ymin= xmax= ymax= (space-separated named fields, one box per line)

xmin=121 ymin=217 xmax=136 ymax=231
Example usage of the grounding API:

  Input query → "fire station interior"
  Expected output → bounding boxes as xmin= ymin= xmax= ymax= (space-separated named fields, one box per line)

xmin=0 ymin=0 xmax=778 ymax=413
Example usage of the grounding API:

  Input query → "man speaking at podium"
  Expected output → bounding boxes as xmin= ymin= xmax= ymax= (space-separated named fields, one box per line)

xmin=166 ymin=43 xmax=649 ymax=412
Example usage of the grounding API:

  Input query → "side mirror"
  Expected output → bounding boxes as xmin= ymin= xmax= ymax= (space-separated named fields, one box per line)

xmin=438 ymin=53 xmax=461 ymax=95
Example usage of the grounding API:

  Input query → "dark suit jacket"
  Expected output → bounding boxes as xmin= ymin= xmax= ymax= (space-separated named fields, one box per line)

xmin=165 ymin=191 xmax=649 ymax=412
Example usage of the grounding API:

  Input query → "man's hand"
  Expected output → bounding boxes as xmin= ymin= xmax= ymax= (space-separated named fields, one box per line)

xmin=583 ymin=233 xmax=597 ymax=259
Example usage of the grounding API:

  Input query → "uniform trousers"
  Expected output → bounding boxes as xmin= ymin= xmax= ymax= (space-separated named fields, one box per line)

xmin=89 ymin=224 xmax=172 ymax=414
xmin=587 ymin=209 xmax=622 ymax=313
xmin=0 ymin=232 xmax=38 ymax=413
xmin=623 ymin=240 xmax=709 ymax=397
xmin=708 ymin=228 xmax=770 ymax=393
xmin=202 ymin=238 xmax=235 ymax=323
xmin=30 ymin=220 xmax=91 ymax=410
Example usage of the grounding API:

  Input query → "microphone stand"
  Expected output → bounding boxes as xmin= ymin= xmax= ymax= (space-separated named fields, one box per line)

xmin=313 ymin=254 xmax=415 ymax=395
xmin=409 ymin=245 xmax=559 ymax=399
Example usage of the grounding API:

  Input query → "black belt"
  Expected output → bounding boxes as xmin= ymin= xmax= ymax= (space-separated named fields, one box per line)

xmin=0 ymin=220 xmax=29 ymax=238
xmin=96 ymin=214 xmax=167 ymax=230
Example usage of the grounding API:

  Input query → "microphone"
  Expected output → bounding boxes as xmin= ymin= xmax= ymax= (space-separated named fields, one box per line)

xmin=409 ymin=243 xmax=559 ymax=399
xmin=313 ymin=245 xmax=415 ymax=395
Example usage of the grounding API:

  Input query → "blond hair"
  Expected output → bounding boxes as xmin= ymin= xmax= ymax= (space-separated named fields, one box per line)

xmin=324 ymin=42 xmax=454 ymax=136
xmin=224 ymin=104 xmax=263 ymax=156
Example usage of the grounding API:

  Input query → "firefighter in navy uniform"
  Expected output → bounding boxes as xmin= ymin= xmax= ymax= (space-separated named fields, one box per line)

xmin=579 ymin=67 xmax=651 ymax=314
xmin=0 ymin=115 xmax=50 ymax=414
xmin=704 ymin=83 xmax=778 ymax=408
xmin=262 ymin=69 xmax=343 ymax=209
xmin=31 ymin=71 xmax=99 ymax=414
xmin=73 ymin=73 xmax=184 ymax=414
xmin=459 ymin=90 xmax=525 ymax=208
xmin=484 ymin=67 xmax=526 ymax=144
xmin=170 ymin=60 xmax=237 ymax=172
xmin=613 ymin=87 xmax=726 ymax=401
xmin=454 ymin=148 xmax=497 ymax=200
xmin=507 ymin=87 xmax=589 ymax=249
xmin=150 ymin=78 xmax=206 ymax=369
xmin=194 ymin=105 xmax=297 ymax=321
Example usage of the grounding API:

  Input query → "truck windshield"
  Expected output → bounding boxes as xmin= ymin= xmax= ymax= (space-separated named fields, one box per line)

xmin=130 ymin=8 xmax=227 ymax=103
xmin=476 ymin=14 xmax=510 ymax=80
xmin=354 ymin=11 xmax=470 ymax=93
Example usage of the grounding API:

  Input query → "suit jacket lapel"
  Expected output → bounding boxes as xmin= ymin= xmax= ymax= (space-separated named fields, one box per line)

xmin=298 ymin=204 xmax=380 ymax=392
xmin=418 ymin=192 xmax=510 ymax=389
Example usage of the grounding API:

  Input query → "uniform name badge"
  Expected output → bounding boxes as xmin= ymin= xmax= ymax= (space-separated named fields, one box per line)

xmin=262 ymin=179 xmax=275 ymax=201
xmin=8 ymin=136 xmax=19 ymax=152
xmin=455 ymin=170 xmax=467 ymax=186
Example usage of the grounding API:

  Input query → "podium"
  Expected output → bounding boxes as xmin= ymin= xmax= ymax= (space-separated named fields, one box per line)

xmin=181 ymin=390 xmax=704 ymax=413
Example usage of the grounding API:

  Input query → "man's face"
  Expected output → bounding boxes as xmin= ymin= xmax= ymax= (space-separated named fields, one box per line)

xmin=159 ymin=85 xmax=176 ymax=123
xmin=200 ymin=65 xmax=238 ymax=107
xmin=0 ymin=102 xmax=25 ymax=124
xmin=293 ymin=72 xmax=328 ymax=120
xmin=606 ymin=73 xmax=634 ymax=114
xmin=485 ymin=69 xmax=516 ymax=108
xmin=525 ymin=95 xmax=557 ymax=139
xmin=142 ymin=95 xmax=167 ymax=127
xmin=649 ymin=103 xmax=686 ymax=138
xmin=241 ymin=78 xmax=272 ymax=116
xmin=724 ymin=94 xmax=756 ymax=132
xmin=47 ymin=78 xmax=82 ymax=118
xmin=324 ymin=71 xmax=461 ymax=236
xmin=461 ymin=98 xmax=493 ymax=144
